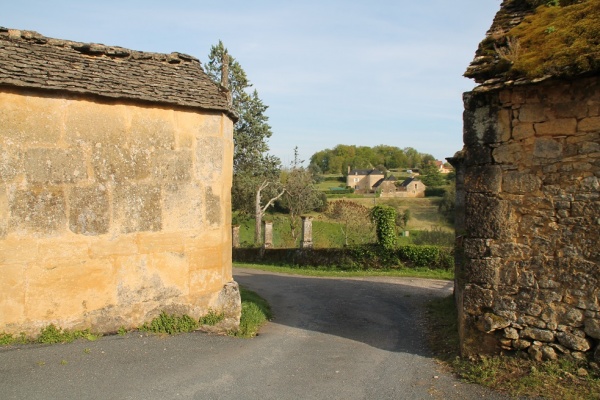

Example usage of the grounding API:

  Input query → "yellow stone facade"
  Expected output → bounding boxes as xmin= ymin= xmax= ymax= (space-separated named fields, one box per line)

xmin=0 ymin=90 xmax=236 ymax=336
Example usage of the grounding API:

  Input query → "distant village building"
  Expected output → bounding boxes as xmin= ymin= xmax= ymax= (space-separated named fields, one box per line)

xmin=0 ymin=28 xmax=240 ymax=336
xmin=376 ymin=176 xmax=427 ymax=198
xmin=346 ymin=168 xmax=385 ymax=193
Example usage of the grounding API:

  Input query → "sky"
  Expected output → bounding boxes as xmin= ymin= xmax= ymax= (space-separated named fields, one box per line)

xmin=4 ymin=0 xmax=501 ymax=166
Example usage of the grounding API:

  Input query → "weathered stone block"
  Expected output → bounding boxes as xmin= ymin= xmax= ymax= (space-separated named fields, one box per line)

xmin=38 ymin=238 xmax=91 ymax=262
xmin=0 ymin=186 xmax=7 ymax=238
xmin=492 ymin=142 xmax=524 ymax=164
xmin=463 ymin=284 xmax=494 ymax=314
xmin=465 ymin=194 xmax=514 ymax=239
xmin=10 ymin=187 xmax=66 ymax=236
xmin=477 ymin=312 xmax=511 ymax=332
xmin=556 ymin=331 xmax=591 ymax=352
xmin=518 ymin=104 xmax=547 ymax=123
xmin=463 ymin=238 xmax=491 ymax=259
xmin=205 ymin=186 xmax=221 ymax=226
xmin=502 ymin=172 xmax=542 ymax=194
xmin=0 ymin=92 xmax=63 ymax=145
xmin=189 ymin=265 xmax=224 ymax=295
xmin=162 ymin=183 xmax=203 ymax=231
xmin=465 ymin=258 xmax=500 ymax=285
xmin=521 ymin=327 xmax=555 ymax=342
xmin=26 ymin=259 xmax=116 ymax=322
xmin=552 ymin=102 xmax=587 ymax=119
xmin=463 ymin=104 xmax=509 ymax=145
xmin=584 ymin=318 xmax=600 ymax=339
xmin=68 ymin=185 xmax=110 ymax=235
xmin=137 ymin=232 xmax=185 ymax=254
xmin=151 ymin=150 xmax=192 ymax=182
xmin=24 ymin=148 xmax=88 ymax=184
xmin=513 ymin=123 xmax=535 ymax=140
xmin=464 ymin=143 xmax=493 ymax=166
xmin=129 ymin=107 xmax=176 ymax=150
xmin=89 ymin=236 xmax=137 ymax=258
xmin=465 ymin=165 xmax=502 ymax=193
xmin=579 ymin=116 xmax=600 ymax=132
xmin=65 ymin=101 xmax=126 ymax=145
xmin=92 ymin=146 xmax=150 ymax=182
xmin=113 ymin=183 xmax=162 ymax=233
xmin=0 ymin=264 xmax=25 ymax=327
xmin=195 ymin=137 xmax=223 ymax=182
xmin=533 ymin=137 xmax=563 ymax=159
xmin=0 ymin=145 xmax=21 ymax=184
xmin=535 ymin=118 xmax=577 ymax=136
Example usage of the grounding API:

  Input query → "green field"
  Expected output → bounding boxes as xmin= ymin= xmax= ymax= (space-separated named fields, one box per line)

xmin=237 ymin=195 xmax=453 ymax=248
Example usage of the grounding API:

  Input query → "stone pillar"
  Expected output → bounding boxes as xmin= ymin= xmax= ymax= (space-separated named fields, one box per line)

xmin=301 ymin=216 xmax=313 ymax=249
xmin=232 ymin=225 xmax=240 ymax=248
xmin=263 ymin=221 xmax=273 ymax=249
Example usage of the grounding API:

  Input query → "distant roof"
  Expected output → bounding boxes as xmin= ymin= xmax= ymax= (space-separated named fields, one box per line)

xmin=0 ymin=27 xmax=235 ymax=118
xmin=348 ymin=169 xmax=384 ymax=176
xmin=400 ymin=177 xmax=425 ymax=187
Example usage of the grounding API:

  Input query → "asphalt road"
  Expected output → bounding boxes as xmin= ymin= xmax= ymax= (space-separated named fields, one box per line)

xmin=0 ymin=268 xmax=509 ymax=399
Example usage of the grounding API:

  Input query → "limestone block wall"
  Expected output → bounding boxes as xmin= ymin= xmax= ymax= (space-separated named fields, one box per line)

xmin=0 ymin=89 xmax=238 ymax=335
xmin=456 ymin=76 xmax=600 ymax=361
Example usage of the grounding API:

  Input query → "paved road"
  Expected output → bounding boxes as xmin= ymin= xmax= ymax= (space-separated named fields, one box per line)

xmin=0 ymin=268 xmax=509 ymax=399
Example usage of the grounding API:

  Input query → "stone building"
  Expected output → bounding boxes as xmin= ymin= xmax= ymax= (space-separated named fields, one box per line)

xmin=451 ymin=1 xmax=600 ymax=361
xmin=0 ymin=28 xmax=240 ymax=335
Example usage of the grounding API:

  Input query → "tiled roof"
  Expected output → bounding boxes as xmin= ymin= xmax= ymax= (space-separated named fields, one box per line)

xmin=0 ymin=27 xmax=235 ymax=118
xmin=348 ymin=169 xmax=384 ymax=176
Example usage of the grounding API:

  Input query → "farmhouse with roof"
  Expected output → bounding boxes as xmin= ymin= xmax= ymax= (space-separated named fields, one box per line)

xmin=373 ymin=176 xmax=427 ymax=198
xmin=450 ymin=0 xmax=600 ymax=361
xmin=0 ymin=28 xmax=240 ymax=336
xmin=346 ymin=168 xmax=384 ymax=193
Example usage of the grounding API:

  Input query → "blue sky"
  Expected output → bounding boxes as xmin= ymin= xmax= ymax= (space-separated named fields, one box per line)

xmin=4 ymin=1 xmax=500 ymax=166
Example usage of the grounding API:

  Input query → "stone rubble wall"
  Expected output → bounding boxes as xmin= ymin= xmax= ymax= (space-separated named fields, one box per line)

xmin=457 ymin=75 xmax=600 ymax=362
xmin=0 ymin=90 xmax=239 ymax=335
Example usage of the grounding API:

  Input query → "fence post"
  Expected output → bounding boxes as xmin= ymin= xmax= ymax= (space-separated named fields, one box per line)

xmin=301 ymin=216 xmax=313 ymax=249
xmin=232 ymin=225 xmax=240 ymax=248
xmin=263 ymin=221 xmax=273 ymax=249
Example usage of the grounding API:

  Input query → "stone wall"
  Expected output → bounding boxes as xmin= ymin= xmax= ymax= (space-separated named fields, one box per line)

xmin=0 ymin=89 xmax=239 ymax=335
xmin=455 ymin=75 xmax=600 ymax=361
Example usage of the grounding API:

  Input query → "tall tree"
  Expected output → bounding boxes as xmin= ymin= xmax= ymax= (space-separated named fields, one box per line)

xmin=205 ymin=41 xmax=282 ymax=244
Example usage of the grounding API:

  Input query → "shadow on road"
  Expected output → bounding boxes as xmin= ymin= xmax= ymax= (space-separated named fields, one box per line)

xmin=234 ymin=268 xmax=453 ymax=357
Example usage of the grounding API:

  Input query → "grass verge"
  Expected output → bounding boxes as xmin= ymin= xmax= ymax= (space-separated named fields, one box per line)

xmin=234 ymin=262 xmax=453 ymax=280
xmin=425 ymin=295 xmax=600 ymax=400
xmin=232 ymin=286 xmax=272 ymax=338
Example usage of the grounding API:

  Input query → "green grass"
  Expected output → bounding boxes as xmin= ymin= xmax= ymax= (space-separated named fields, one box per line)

xmin=139 ymin=312 xmax=198 ymax=335
xmin=425 ymin=295 xmax=600 ymax=400
xmin=232 ymin=286 xmax=272 ymax=338
xmin=234 ymin=262 xmax=453 ymax=280
xmin=199 ymin=309 xmax=226 ymax=326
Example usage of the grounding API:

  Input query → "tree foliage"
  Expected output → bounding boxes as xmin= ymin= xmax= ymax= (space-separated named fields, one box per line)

xmin=327 ymin=200 xmax=374 ymax=246
xmin=420 ymin=162 xmax=446 ymax=187
xmin=309 ymin=144 xmax=436 ymax=175
xmin=370 ymin=205 xmax=397 ymax=249
xmin=206 ymin=41 xmax=282 ymax=243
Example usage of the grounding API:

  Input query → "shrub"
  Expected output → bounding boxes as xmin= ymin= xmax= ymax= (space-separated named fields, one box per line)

xmin=140 ymin=312 xmax=198 ymax=334
xmin=370 ymin=205 xmax=397 ymax=249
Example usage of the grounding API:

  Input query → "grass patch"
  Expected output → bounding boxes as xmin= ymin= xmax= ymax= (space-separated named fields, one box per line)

xmin=139 ymin=312 xmax=198 ymax=335
xmin=234 ymin=262 xmax=453 ymax=280
xmin=425 ymin=295 xmax=600 ymax=399
xmin=232 ymin=286 xmax=272 ymax=338
xmin=199 ymin=309 xmax=225 ymax=326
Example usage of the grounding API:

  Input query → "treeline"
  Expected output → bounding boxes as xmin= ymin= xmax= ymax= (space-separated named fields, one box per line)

xmin=309 ymin=144 xmax=436 ymax=175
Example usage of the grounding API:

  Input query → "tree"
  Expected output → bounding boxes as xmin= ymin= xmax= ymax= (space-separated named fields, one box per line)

xmin=327 ymin=200 xmax=373 ymax=246
xmin=279 ymin=149 xmax=323 ymax=241
xmin=420 ymin=162 xmax=446 ymax=187
xmin=206 ymin=41 xmax=282 ymax=244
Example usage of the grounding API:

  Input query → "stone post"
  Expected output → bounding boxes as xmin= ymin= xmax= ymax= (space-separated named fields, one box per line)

xmin=232 ymin=225 xmax=240 ymax=248
xmin=301 ymin=216 xmax=313 ymax=249
xmin=263 ymin=221 xmax=273 ymax=249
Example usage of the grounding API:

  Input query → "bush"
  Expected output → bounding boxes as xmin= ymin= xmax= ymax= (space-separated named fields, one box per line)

xmin=140 ymin=312 xmax=198 ymax=334
xmin=424 ymin=187 xmax=447 ymax=197
xmin=396 ymin=245 xmax=454 ymax=270
xmin=370 ymin=205 xmax=397 ymax=249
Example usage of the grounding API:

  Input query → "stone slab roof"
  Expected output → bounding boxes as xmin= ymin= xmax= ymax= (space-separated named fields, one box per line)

xmin=348 ymin=169 xmax=384 ymax=176
xmin=0 ymin=27 xmax=235 ymax=118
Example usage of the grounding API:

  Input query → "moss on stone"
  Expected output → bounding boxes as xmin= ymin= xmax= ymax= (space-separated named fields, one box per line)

xmin=505 ymin=0 xmax=600 ymax=79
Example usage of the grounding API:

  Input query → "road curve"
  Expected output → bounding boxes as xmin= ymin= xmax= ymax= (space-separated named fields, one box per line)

xmin=0 ymin=268 xmax=509 ymax=399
